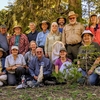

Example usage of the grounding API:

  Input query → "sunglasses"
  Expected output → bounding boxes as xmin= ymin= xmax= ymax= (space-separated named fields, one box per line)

xmin=36 ymin=51 xmax=42 ymax=53
xmin=69 ymin=17 xmax=76 ymax=20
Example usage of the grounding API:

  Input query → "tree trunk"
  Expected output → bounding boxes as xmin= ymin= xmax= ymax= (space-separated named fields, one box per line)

xmin=68 ymin=0 xmax=82 ymax=21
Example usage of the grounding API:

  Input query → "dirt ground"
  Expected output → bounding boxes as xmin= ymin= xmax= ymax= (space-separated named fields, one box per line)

xmin=0 ymin=84 xmax=100 ymax=100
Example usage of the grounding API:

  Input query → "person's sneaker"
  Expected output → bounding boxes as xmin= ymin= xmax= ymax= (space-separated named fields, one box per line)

xmin=39 ymin=83 xmax=44 ymax=87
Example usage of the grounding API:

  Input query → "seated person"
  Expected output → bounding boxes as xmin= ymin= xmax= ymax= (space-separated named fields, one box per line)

xmin=77 ymin=30 xmax=100 ymax=85
xmin=29 ymin=47 xmax=52 ymax=85
xmin=0 ymin=48 xmax=7 ymax=86
xmin=24 ymin=40 xmax=37 ymax=66
xmin=5 ymin=46 xmax=26 ymax=85
xmin=54 ymin=47 xmax=72 ymax=74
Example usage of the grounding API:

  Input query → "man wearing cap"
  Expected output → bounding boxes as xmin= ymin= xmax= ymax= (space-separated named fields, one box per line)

xmin=57 ymin=16 xmax=66 ymax=33
xmin=36 ymin=21 xmax=50 ymax=53
xmin=62 ymin=11 xmax=84 ymax=61
xmin=86 ymin=14 xmax=100 ymax=45
xmin=9 ymin=25 xmax=29 ymax=55
xmin=0 ymin=25 xmax=9 ymax=53
xmin=27 ymin=22 xmax=39 ymax=42
xmin=78 ymin=30 xmax=100 ymax=85
xmin=5 ymin=45 xmax=26 ymax=85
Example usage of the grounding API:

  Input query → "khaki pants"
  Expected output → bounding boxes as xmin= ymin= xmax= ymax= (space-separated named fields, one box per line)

xmin=0 ymin=75 xmax=7 ymax=86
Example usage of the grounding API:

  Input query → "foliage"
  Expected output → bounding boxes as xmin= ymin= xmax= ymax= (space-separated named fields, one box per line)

xmin=52 ymin=63 xmax=82 ymax=84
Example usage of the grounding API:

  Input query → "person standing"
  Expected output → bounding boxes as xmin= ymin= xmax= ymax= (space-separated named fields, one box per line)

xmin=86 ymin=14 xmax=100 ymax=45
xmin=57 ymin=16 xmax=66 ymax=33
xmin=62 ymin=11 xmax=84 ymax=61
xmin=36 ymin=21 xmax=50 ymax=53
xmin=9 ymin=25 xmax=29 ymax=55
xmin=27 ymin=22 xmax=39 ymax=42
xmin=0 ymin=25 xmax=9 ymax=53
xmin=45 ymin=22 xmax=61 ymax=60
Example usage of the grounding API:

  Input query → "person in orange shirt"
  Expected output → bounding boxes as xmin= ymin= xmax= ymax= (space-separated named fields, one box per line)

xmin=86 ymin=14 xmax=100 ymax=45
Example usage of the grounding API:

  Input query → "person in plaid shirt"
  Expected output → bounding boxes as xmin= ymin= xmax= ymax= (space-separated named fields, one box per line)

xmin=9 ymin=25 xmax=29 ymax=55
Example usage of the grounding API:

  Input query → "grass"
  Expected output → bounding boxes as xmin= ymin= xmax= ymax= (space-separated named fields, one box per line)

xmin=0 ymin=84 xmax=100 ymax=100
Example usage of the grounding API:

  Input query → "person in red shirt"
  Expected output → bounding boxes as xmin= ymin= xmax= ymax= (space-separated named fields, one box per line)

xmin=9 ymin=25 xmax=29 ymax=55
xmin=86 ymin=14 xmax=100 ymax=45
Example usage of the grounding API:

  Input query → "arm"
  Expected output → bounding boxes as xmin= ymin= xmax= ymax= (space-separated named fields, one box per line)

xmin=43 ymin=60 xmax=52 ymax=76
xmin=36 ymin=33 xmax=39 ymax=47
xmin=62 ymin=27 xmax=66 ymax=45
xmin=45 ymin=36 xmax=49 ymax=57
xmin=23 ymin=34 xmax=29 ymax=55
xmin=88 ymin=57 xmax=100 ymax=75
xmin=55 ymin=65 xmax=59 ymax=74
xmin=29 ymin=59 xmax=36 ymax=77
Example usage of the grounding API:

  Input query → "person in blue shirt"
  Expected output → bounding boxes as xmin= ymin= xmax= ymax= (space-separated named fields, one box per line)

xmin=0 ymin=25 xmax=9 ymax=54
xmin=27 ymin=22 xmax=39 ymax=42
xmin=57 ymin=16 xmax=66 ymax=33
xmin=36 ymin=21 xmax=50 ymax=53
xmin=29 ymin=47 xmax=52 ymax=85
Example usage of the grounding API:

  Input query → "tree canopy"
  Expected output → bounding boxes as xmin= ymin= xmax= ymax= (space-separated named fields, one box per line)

xmin=0 ymin=0 xmax=99 ymax=33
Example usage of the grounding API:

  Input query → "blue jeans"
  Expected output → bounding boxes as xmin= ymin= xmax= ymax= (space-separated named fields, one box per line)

xmin=81 ymin=69 xmax=98 ymax=85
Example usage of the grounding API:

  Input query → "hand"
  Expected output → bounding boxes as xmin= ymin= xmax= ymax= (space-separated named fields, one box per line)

xmin=34 ymin=76 xmax=38 ymax=80
xmin=12 ymin=66 xmax=17 ymax=70
xmin=0 ymin=72 xmax=5 ymax=75
xmin=45 ymin=53 xmax=49 ymax=58
xmin=88 ymin=69 xmax=93 ymax=75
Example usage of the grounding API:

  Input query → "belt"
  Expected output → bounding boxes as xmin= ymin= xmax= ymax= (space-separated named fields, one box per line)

xmin=67 ymin=42 xmax=81 ymax=46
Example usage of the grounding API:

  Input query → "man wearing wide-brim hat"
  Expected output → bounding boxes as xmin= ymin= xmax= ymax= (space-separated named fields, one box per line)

xmin=62 ymin=11 xmax=85 ymax=61
xmin=0 ymin=25 xmax=9 ymax=53
xmin=36 ymin=21 xmax=50 ymax=53
xmin=57 ymin=16 xmax=66 ymax=33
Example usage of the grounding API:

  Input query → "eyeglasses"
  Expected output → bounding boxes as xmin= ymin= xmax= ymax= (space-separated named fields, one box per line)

xmin=69 ymin=17 xmax=76 ymax=20
xmin=36 ymin=51 xmax=42 ymax=53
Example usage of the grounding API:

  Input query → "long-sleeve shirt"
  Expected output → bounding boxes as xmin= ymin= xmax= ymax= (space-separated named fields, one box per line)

xmin=9 ymin=34 xmax=29 ymax=54
xmin=62 ymin=22 xmax=84 ymax=45
xmin=36 ymin=30 xmax=49 ymax=47
xmin=27 ymin=30 xmax=39 ymax=42
xmin=0 ymin=33 xmax=9 ymax=51
xmin=29 ymin=56 xmax=52 ymax=77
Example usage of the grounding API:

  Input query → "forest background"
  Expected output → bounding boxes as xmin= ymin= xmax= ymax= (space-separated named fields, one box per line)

xmin=0 ymin=0 xmax=100 ymax=33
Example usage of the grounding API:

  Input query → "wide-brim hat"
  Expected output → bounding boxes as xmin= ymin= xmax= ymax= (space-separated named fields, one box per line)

xmin=0 ymin=48 xmax=7 ymax=57
xmin=81 ymin=30 xmax=93 ymax=38
xmin=68 ymin=11 xmax=78 ymax=18
xmin=57 ymin=16 xmax=66 ymax=25
xmin=13 ymin=25 xmax=22 ymax=32
xmin=90 ymin=14 xmax=97 ymax=18
xmin=60 ymin=47 xmax=67 ymax=52
xmin=39 ymin=20 xmax=50 ymax=30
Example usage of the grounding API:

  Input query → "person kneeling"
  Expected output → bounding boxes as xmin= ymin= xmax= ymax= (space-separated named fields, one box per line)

xmin=5 ymin=46 xmax=26 ymax=85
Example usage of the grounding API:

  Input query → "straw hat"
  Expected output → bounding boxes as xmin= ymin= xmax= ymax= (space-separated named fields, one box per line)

xmin=68 ymin=11 xmax=78 ymax=18
xmin=13 ymin=25 xmax=22 ymax=32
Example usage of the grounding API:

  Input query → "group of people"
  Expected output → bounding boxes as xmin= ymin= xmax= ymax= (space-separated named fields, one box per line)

xmin=0 ymin=10 xmax=100 ymax=87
